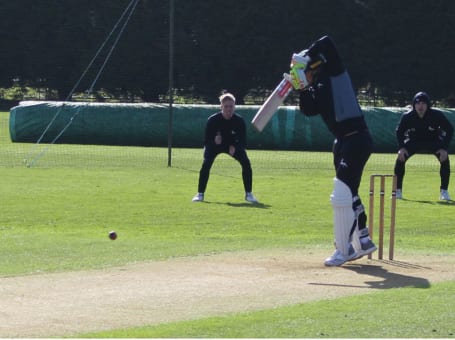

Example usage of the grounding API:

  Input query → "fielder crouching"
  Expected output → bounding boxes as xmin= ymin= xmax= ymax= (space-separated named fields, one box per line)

xmin=286 ymin=35 xmax=376 ymax=266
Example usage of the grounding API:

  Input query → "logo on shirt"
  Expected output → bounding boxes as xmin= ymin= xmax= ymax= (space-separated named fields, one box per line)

xmin=339 ymin=159 xmax=348 ymax=168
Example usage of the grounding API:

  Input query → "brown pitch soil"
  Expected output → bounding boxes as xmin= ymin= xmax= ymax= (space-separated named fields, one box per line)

xmin=1 ymin=249 xmax=454 ymax=338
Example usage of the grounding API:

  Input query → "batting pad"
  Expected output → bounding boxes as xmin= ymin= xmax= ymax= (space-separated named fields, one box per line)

xmin=330 ymin=178 xmax=355 ymax=256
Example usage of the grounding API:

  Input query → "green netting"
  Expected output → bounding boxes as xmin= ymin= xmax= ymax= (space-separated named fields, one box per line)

xmin=9 ymin=101 xmax=455 ymax=153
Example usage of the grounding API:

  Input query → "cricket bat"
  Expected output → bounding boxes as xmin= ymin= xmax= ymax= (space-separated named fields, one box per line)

xmin=251 ymin=77 xmax=293 ymax=132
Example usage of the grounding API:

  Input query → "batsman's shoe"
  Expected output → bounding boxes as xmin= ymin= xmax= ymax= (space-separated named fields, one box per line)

xmin=245 ymin=192 xmax=259 ymax=203
xmin=192 ymin=193 xmax=204 ymax=202
xmin=396 ymin=189 xmax=403 ymax=199
xmin=324 ymin=247 xmax=358 ymax=267
xmin=440 ymin=189 xmax=451 ymax=201
xmin=353 ymin=239 xmax=377 ymax=259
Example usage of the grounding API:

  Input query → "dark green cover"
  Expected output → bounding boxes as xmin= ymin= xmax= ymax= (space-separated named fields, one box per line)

xmin=9 ymin=101 xmax=455 ymax=152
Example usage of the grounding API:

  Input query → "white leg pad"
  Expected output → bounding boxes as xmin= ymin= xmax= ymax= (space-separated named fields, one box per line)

xmin=330 ymin=178 xmax=355 ymax=256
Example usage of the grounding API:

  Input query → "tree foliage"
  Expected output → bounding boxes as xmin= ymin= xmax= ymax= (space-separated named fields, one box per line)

xmin=1 ymin=0 xmax=454 ymax=105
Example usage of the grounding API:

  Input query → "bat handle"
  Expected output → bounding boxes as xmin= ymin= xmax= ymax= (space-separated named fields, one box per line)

xmin=277 ymin=79 xmax=293 ymax=98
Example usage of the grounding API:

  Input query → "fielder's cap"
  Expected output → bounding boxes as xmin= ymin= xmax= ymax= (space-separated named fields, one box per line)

xmin=413 ymin=91 xmax=431 ymax=107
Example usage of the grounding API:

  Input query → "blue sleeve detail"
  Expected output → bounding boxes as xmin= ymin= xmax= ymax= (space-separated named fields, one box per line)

xmin=330 ymin=72 xmax=362 ymax=122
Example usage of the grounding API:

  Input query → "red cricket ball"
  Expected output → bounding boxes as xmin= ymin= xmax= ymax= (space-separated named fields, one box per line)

xmin=109 ymin=231 xmax=117 ymax=240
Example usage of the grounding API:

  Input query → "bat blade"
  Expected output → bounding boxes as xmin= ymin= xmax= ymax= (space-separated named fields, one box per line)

xmin=251 ymin=78 xmax=293 ymax=132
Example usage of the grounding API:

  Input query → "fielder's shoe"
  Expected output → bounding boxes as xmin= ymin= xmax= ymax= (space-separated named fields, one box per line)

xmin=245 ymin=192 xmax=259 ymax=203
xmin=440 ymin=189 xmax=451 ymax=201
xmin=396 ymin=189 xmax=403 ymax=199
xmin=192 ymin=192 xmax=204 ymax=202
xmin=324 ymin=246 xmax=358 ymax=267
xmin=355 ymin=239 xmax=377 ymax=259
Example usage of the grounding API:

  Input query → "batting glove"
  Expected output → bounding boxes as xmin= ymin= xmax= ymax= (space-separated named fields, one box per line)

xmin=286 ymin=63 xmax=308 ymax=90
xmin=286 ymin=50 xmax=312 ymax=90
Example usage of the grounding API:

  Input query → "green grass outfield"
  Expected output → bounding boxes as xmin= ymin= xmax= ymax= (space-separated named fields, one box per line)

xmin=1 ymin=111 xmax=454 ymax=338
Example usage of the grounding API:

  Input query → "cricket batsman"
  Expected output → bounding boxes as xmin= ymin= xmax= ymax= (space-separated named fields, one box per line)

xmin=286 ymin=35 xmax=376 ymax=266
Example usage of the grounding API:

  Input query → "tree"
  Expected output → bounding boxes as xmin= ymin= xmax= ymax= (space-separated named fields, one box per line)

xmin=1 ymin=0 xmax=454 ymax=106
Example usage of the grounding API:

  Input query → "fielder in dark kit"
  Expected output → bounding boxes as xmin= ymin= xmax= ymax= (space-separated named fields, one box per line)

xmin=394 ymin=91 xmax=453 ymax=200
xmin=192 ymin=92 xmax=258 ymax=203
xmin=286 ymin=35 xmax=375 ymax=266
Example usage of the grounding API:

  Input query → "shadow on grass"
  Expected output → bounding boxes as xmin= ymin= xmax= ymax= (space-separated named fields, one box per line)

xmin=211 ymin=201 xmax=271 ymax=209
xmin=401 ymin=198 xmax=455 ymax=205
xmin=342 ymin=263 xmax=430 ymax=289
xmin=192 ymin=200 xmax=271 ymax=208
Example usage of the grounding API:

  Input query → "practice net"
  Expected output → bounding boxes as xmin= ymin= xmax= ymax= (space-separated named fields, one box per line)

xmin=0 ymin=110 xmax=444 ymax=174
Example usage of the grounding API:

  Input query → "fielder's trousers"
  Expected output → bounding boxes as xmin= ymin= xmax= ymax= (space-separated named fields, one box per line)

xmin=197 ymin=145 xmax=253 ymax=194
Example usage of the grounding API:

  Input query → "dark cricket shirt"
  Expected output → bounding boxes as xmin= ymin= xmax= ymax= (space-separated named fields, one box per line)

xmin=396 ymin=108 xmax=454 ymax=149
xmin=204 ymin=111 xmax=247 ymax=148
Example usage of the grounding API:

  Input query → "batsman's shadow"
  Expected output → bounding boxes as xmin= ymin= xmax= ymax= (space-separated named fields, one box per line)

xmin=341 ymin=263 xmax=430 ymax=289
